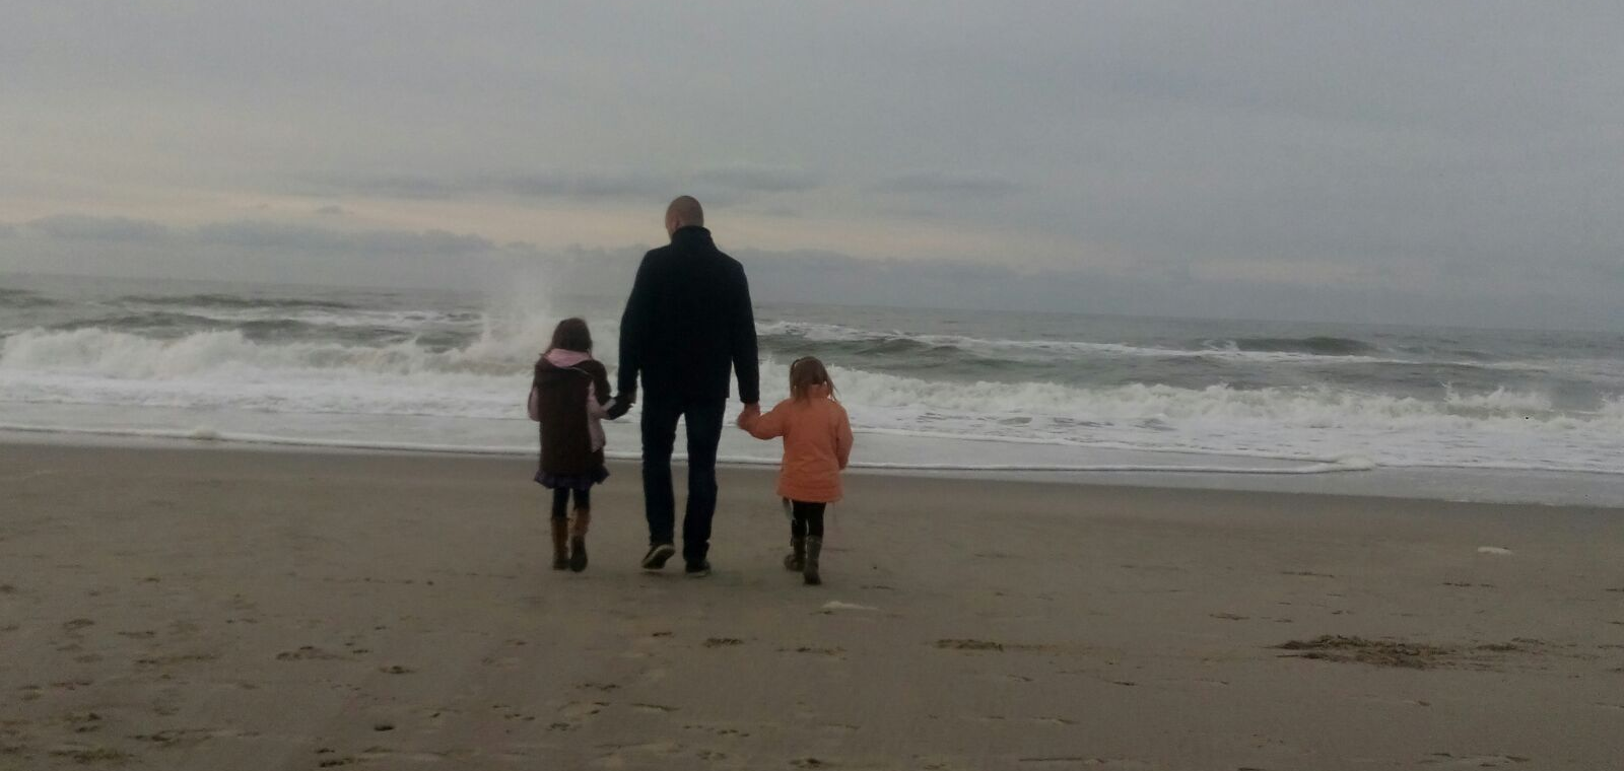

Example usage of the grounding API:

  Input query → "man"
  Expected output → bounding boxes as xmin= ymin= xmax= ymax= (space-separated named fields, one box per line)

xmin=610 ymin=196 xmax=759 ymax=576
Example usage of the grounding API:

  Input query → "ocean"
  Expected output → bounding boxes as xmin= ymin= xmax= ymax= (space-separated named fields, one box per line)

xmin=3 ymin=273 xmax=1622 ymax=505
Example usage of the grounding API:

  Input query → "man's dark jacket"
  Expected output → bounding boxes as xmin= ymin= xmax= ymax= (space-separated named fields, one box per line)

xmin=617 ymin=226 xmax=759 ymax=406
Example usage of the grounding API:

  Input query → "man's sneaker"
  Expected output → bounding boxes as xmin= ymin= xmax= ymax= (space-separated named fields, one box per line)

xmin=684 ymin=561 xmax=711 ymax=578
xmin=641 ymin=543 xmax=676 ymax=571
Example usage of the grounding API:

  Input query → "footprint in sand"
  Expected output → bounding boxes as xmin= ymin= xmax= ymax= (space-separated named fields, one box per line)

xmin=131 ymin=728 xmax=218 ymax=748
xmin=591 ymin=741 xmax=686 ymax=768
xmin=135 ymin=653 xmax=219 ymax=668
xmin=785 ymin=646 xmax=845 ymax=657
xmin=559 ymin=701 xmax=606 ymax=717
xmin=276 ymin=646 xmax=348 ymax=662
xmin=549 ymin=700 xmax=607 ymax=729
xmin=1419 ymin=752 xmax=1532 ymax=767
xmin=1017 ymin=758 xmax=1151 ymax=768
xmin=49 ymin=746 xmax=134 ymax=764
xmin=968 ymin=716 xmax=1073 ymax=727
xmin=59 ymin=712 xmax=102 ymax=734
xmin=682 ymin=724 xmax=751 ymax=739
xmin=935 ymin=639 xmax=1004 ymax=651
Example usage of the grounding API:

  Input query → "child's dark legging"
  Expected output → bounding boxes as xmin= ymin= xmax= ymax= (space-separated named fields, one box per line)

xmin=551 ymin=487 xmax=590 ymax=520
xmin=790 ymin=500 xmax=826 ymax=538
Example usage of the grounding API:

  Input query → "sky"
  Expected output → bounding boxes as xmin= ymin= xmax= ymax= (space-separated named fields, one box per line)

xmin=2 ymin=2 xmax=1622 ymax=330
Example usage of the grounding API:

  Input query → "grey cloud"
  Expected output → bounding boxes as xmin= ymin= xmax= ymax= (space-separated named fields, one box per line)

xmin=694 ymin=167 xmax=820 ymax=194
xmin=304 ymin=166 xmax=821 ymax=207
xmin=195 ymin=221 xmax=494 ymax=256
xmin=870 ymin=172 xmax=1023 ymax=197
xmin=4 ymin=211 xmax=1621 ymax=330
xmin=494 ymin=172 xmax=659 ymax=201
xmin=300 ymin=175 xmax=459 ymax=200
xmin=1 ymin=215 xmax=522 ymax=290
xmin=12 ymin=212 xmax=498 ymax=260
xmin=27 ymin=214 xmax=173 ymax=242
xmin=1583 ymin=260 xmax=1624 ymax=282
xmin=5 ymin=4 xmax=1624 ymax=329
xmin=747 ymin=252 xmax=1624 ymax=331
xmin=314 ymin=205 xmax=348 ymax=216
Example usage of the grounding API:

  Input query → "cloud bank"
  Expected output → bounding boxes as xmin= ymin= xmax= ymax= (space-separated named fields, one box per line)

xmin=2 ymin=3 xmax=1622 ymax=329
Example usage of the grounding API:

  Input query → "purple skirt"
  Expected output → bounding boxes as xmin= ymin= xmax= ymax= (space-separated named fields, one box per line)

xmin=535 ymin=465 xmax=609 ymax=491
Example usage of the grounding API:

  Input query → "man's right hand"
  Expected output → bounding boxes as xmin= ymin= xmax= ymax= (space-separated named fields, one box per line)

xmin=736 ymin=402 xmax=760 ymax=429
xmin=606 ymin=393 xmax=634 ymax=420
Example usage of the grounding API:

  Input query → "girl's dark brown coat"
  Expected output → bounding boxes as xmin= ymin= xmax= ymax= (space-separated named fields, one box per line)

xmin=533 ymin=357 xmax=611 ymax=476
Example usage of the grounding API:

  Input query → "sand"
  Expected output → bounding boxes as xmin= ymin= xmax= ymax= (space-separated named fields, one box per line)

xmin=2 ymin=440 xmax=1623 ymax=770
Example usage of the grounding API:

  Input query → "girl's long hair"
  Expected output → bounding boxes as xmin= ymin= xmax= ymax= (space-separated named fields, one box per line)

xmin=547 ymin=317 xmax=592 ymax=354
xmin=789 ymin=356 xmax=835 ymax=402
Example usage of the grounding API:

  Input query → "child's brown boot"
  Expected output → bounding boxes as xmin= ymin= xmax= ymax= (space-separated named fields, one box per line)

xmin=802 ymin=536 xmax=822 ymax=586
xmin=783 ymin=536 xmax=805 ymax=572
xmin=550 ymin=519 xmax=569 ymax=571
xmin=568 ymin=510 xmax=591 ymax=573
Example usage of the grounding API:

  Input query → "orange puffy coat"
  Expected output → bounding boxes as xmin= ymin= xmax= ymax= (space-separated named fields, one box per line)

xmin=739 ymin=387 xmax=853 ymax=503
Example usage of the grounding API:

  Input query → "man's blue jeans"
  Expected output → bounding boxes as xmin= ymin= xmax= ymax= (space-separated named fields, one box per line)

xmin=640 ymin=397 xmax=726 ymax=564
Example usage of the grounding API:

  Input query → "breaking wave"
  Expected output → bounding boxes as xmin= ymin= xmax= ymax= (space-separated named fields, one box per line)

xmin=3 ymin=323 xmax=1621 ymax=474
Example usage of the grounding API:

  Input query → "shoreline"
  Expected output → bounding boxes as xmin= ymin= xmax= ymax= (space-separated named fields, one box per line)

xmin=6 ymin=426 xmax=1624 ymax=510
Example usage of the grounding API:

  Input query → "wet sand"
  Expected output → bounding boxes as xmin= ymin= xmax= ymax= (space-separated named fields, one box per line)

xmin=2 ymin=441 xmax=1623 ymax=770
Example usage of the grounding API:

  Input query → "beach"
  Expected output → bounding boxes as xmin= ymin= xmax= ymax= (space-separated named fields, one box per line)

xmin=3 ymin=441 xmax=1622 ymax=770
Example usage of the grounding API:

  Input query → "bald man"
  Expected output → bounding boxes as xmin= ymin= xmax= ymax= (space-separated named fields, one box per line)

xmin=612 ymin=196 xmax=760 ymax=576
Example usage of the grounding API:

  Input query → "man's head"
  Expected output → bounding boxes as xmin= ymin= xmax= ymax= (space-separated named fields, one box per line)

xmin=664 ymin=196 xmax=704 ymax=236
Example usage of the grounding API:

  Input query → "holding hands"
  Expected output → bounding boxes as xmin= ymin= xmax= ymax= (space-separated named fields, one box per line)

xmin=736 ymin=402 xmax=761 ymax=429
xmin=606 ymin=388 xmax=635 ymax=420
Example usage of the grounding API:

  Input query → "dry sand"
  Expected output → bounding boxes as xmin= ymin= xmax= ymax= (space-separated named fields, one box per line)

xmin=2 ymin=441 xmax=1623 ymax=770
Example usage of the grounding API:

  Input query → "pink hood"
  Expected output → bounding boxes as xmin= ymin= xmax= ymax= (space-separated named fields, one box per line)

xmin=545 ymin=349 xmax=593 ymax=368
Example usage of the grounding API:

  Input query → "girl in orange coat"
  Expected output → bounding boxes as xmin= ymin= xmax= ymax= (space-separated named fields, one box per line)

xmin=736 ymin=356 xmax=853 ymax=585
